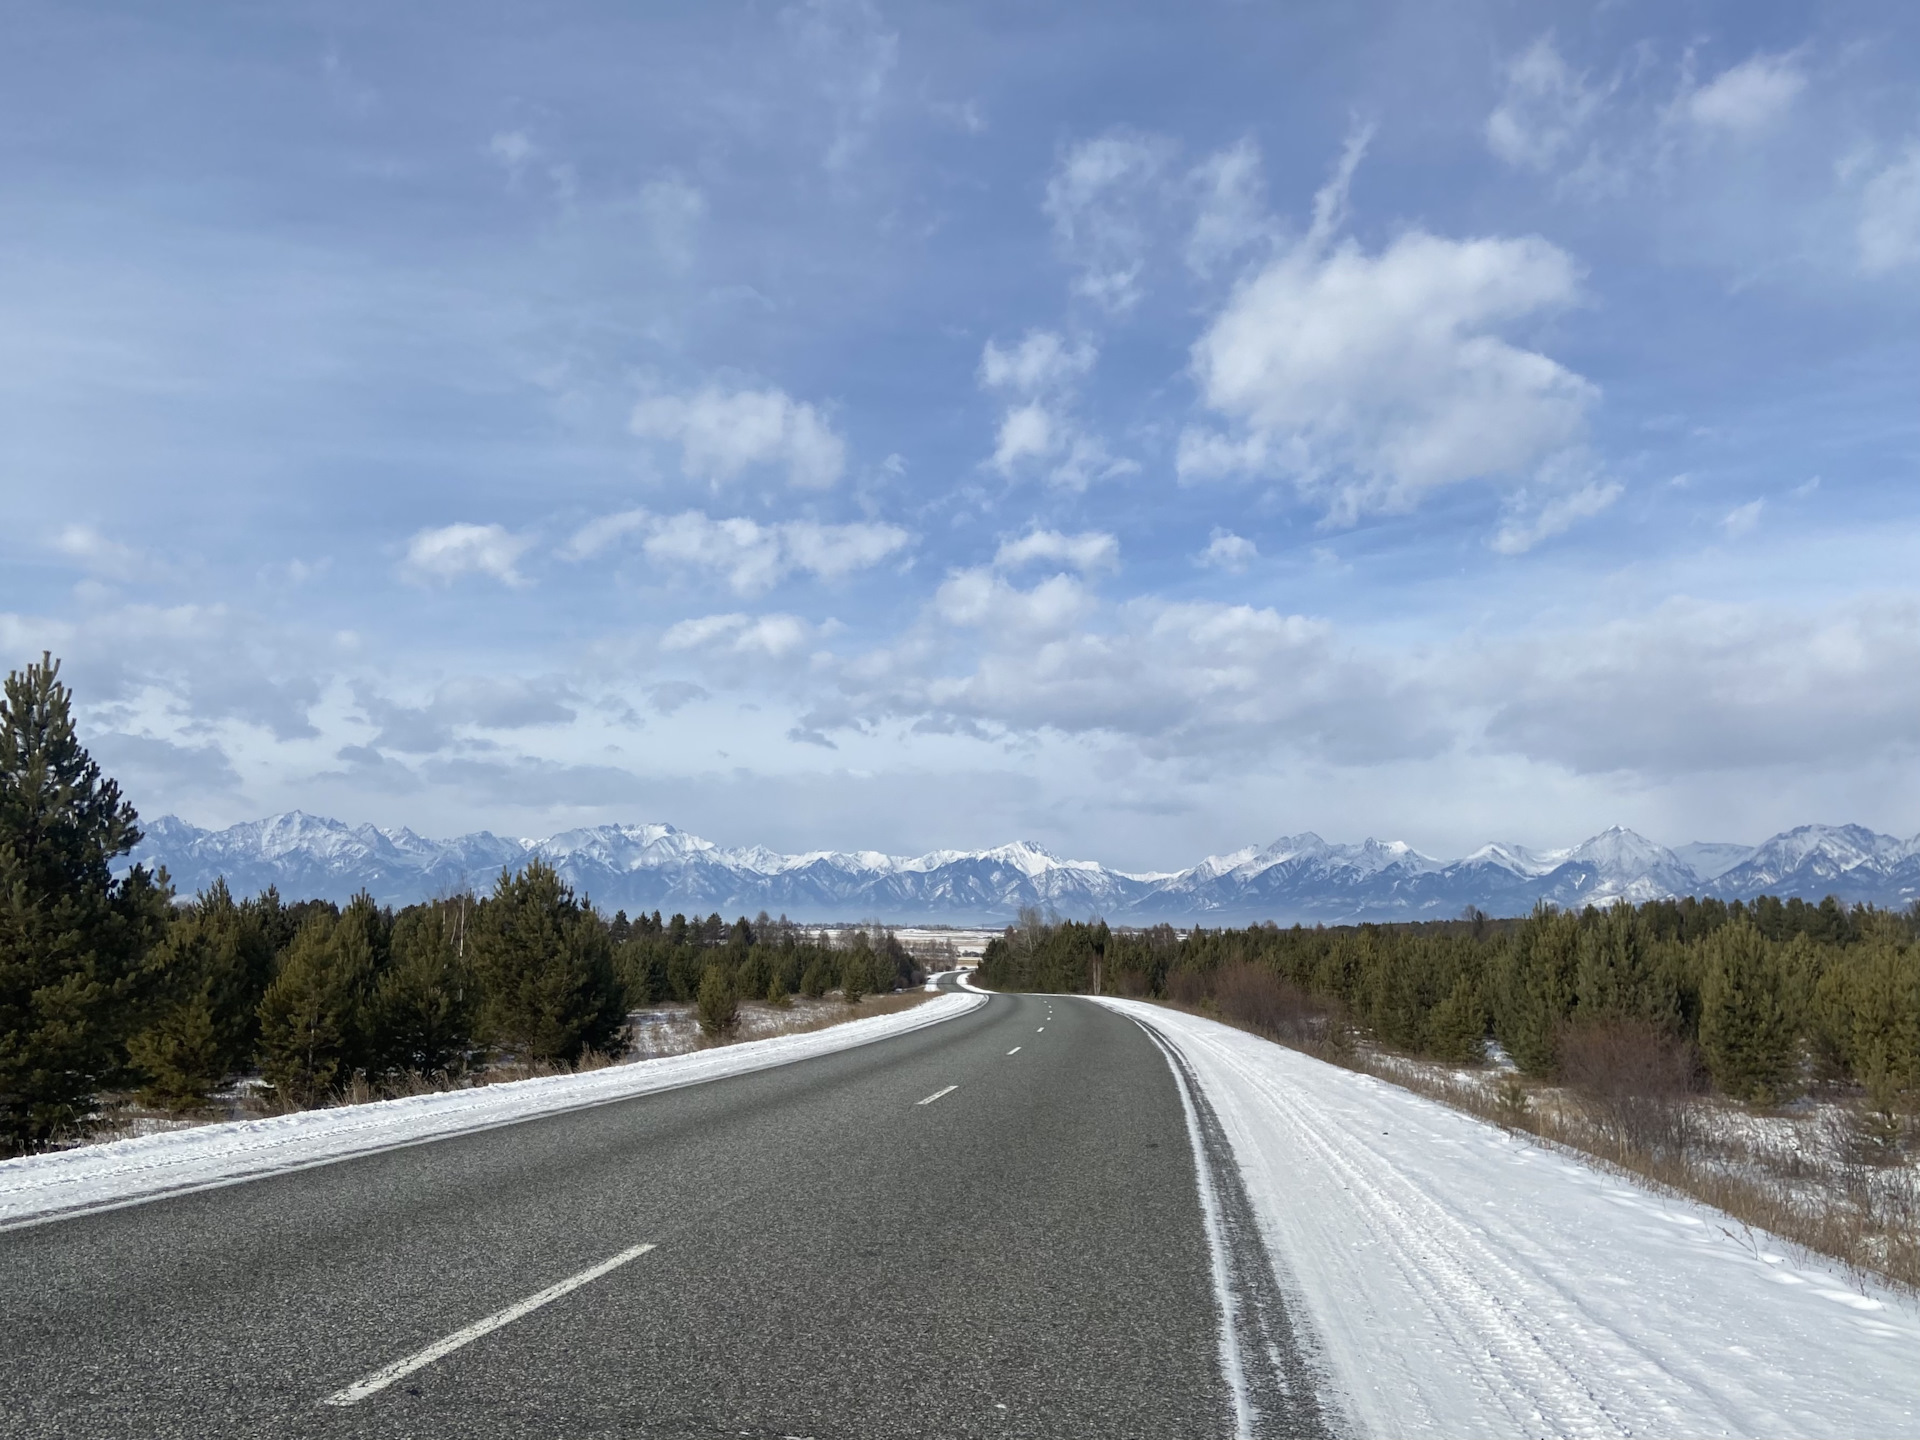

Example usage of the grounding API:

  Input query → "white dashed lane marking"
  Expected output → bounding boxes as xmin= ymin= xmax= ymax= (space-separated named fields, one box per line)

xmin=321 ymin=1243 xmax=656 ymax=1406
xmin=916 ymin=1085 xmax=959 ymax=1106
xmin=1007 ymin=1047 xmax=1022 ymax=1055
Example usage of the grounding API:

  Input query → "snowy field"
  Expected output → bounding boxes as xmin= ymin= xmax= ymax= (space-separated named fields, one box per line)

xmin=0 ymin=992 xmax=983 ymax=1231
xmin=1101 ymin=997 xmax=1920 ymax=1440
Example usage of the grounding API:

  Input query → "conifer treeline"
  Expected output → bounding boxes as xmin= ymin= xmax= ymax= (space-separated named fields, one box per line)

xmin=980 ymin=899 xmax=1920 ymax=1108
xmin=0 ymin=655 xmax=918 ymax=1155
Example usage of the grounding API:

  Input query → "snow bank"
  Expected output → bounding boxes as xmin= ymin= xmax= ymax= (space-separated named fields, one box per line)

xmin=0 ymin=993 xmax=983 ymax=1230
xmin=1097 ymin=998 xmax=1920 ymax=1440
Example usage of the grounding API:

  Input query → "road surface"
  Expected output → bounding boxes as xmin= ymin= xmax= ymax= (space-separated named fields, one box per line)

xmin=0 ymin=983 xmax=1336 ymax=1439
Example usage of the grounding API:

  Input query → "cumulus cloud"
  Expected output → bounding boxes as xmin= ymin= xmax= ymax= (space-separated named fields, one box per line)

xmin=1198 ymin=529 xmax=1257 ymax=572
xmin=812 ymin=576 xmax=1439 ymax=764
xmin=1044 ymin=130 xmax=1178 ymax=312
xmin=565 ymin=508 xmax=907 ymax=594
xmin=993 ymin=528 xmax=1119 ymax=574
xmin=661 ymin=612 xmax=816 ymax=658
xmin=1685 ymin=54 xmax=1805 ymax=134
xmin=632 ymin=385 xmax=846 ymax=489
xmin=402 ymin=523 xmax=532 ymax=587
xmin=977 ymin=331 xmax=1132 ymax=490
xmin=1858 ymin=144 xmax=1920 ymax=275
xmin=1182 ymin=140 xmax=1595 ymax=524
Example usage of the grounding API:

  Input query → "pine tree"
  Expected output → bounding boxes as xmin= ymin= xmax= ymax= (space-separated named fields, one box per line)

xmin=800 ymin=957 xmax=830 ymax=999
xmin=256 ymin=902 xmax=381 ymax=1107
xmin=127 ymin=879 xmax=276 ymax=1110
xmin=1492 ymin=905 xmax=1579 ymax=1076
xmin=841 ymin=943 xmax=870 ymax=1006
xmin=371 ymin=897 xmax=475 ymax=1076
xmin=766 ymin=969 xmax=792 ymax=1009
xmin=470 ymin=861 xmax=625 ymax=1063
xmin=696 ymin=963 xmax=739 ymax=1037
xmin=0 ymin=654 xmax=171 ymax=1153
xmin=1698 ymin=920 xmax=1802 ymax=1104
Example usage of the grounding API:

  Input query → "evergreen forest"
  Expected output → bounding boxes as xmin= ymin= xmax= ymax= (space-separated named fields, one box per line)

xmin=980 ymin=900 xmax=1920 ymax=1112
xmin=0 ymin=655 xmax=919 ymax=1156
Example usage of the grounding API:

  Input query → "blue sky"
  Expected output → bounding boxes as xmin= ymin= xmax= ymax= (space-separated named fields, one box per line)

xmin=6 ymin=0 xmax=1920 ymax=867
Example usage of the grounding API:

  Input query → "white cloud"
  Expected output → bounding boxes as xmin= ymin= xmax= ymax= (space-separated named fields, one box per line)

xmin=977 ymin=331 xmax=1129 ymax=490
xmin=1485 ymin=37 xmax=1605 ymax=173
xmin=402 ymin=523 xmax=531 ymax=588
xmin=1492 ymin=479 xmax=1623 ymax=555
xmin=1685 ymin=54 xmax=1805 ymax=134
xmin=1044 ymin=130 xmax=1178 ymax=312
xmin=1495 ymin=483 xmax=1623 ymax=555
xmin=1858 ymin=144 xmax=1920 ymax=275
xmin=1183 ymin=172 xmax=1594 ymax=520
xmin=932 ymin=568 xmax=1096 ymax=633
xmin=565 ymin=508 xmax=907 ymax=594
xmin=1187 ymin=139 xmax=1275 ymax=277
xmin=1722 ymin=498 xmax=1765 ymax=537
xmin=632 ymin=385 xmax=847 ymax=489
xmin=993 ymin=528 xmax=1119 ymax=574
xmin=823 ymin=579 xmax=1433 ymax=763
xmin=979 ymin=331 xmax=1096 ymax=392
xmin=661 ymin=611 xmax=815 ymax=658
xmin=990 ymin=401 xmax=1058 ymax=474
xmin=1198 ymin=529 xmax=1257 ymax=572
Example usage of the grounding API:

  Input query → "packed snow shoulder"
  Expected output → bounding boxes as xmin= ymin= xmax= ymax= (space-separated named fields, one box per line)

xmin=1103 ymin=999 xmax=1920 ymax=1440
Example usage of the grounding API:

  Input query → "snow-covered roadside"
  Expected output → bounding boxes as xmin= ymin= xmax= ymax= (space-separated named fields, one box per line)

xmin=1096 ymin=997 xmax=1920 ymax=1440
xmin=0 ymin=992 xmax=983 ymax=1231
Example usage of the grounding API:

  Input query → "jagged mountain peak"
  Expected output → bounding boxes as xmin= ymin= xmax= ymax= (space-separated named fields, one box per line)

xmin=124 ymin=814 xmax=1920 ymax=924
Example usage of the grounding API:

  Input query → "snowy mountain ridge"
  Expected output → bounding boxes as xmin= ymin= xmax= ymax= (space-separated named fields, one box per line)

xmin=125 ymin=815 xmax=1920 ymax=924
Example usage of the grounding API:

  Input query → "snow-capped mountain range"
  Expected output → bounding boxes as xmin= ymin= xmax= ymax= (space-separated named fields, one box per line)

xmin=121 ymin=814 xmax=1920 ymax=925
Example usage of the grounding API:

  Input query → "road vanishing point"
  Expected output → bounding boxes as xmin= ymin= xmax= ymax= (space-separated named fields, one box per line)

xmin=1 ymin=977 xmax=1334 ymax=1439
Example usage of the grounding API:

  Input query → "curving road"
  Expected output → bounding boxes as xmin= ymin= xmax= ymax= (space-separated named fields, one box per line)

xmin=0 ymin=981 xmax=1335 ymax=1439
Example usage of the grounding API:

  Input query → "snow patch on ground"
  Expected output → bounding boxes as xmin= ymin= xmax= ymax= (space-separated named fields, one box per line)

xmin=0 ymin=993 xmax=983 ymax=1230
xmin=1097 ymin=998 xmax=1920 ymax=1440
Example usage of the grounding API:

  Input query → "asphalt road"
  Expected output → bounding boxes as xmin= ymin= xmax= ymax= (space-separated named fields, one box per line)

xmin=1 ymin=983 xmax=1335 ymax=1439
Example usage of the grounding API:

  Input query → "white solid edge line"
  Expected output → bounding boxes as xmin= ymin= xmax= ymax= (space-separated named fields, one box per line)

xmin=322 ymin=1243 xmax=656 ymax=1407
xmin=1008 ymin=1046 xmax=1022 ymax=1055
xmin=916 ymin=1085 xmax=959 ymax=1106
xmin=1127 ymin=1014 xmax=1254 ymax=1440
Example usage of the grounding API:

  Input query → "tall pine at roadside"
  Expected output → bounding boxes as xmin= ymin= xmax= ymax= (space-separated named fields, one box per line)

xmin=0 ymin=654 xmax=170 ymax=1153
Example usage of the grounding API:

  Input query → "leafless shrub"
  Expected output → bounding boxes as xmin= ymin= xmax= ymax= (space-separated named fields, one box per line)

xmin=1165 ymin=968 xmax=1212 ymax=1008
xmin=1558 ymin=1018 xmax=1699 ymax=1160
xmin=1213 ymin=964 xmax=1330 ymax=1049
